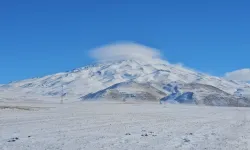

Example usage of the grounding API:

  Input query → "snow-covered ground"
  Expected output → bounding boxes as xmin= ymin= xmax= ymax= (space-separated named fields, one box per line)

xmin=1 ymin=101 xmax=250 ymax=150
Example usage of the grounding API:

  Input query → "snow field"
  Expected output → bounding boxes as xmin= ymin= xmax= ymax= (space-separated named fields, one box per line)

xmin=1 ymin=101 xmax=250 ymax=150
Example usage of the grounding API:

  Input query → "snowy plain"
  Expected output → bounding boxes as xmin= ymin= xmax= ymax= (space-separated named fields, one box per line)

xmin=1 ymin=101 xmax=250 ymax=150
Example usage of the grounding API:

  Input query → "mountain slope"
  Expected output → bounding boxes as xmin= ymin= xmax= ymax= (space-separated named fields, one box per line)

xmin=81 ymin=81 xmax=167 ymax=101
xmin=160 ymin=83 xmax=250 ymax=107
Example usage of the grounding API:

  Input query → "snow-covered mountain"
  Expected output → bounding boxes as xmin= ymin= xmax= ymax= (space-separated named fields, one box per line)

xmin=1 ymin=57 xmax=250 ymax=106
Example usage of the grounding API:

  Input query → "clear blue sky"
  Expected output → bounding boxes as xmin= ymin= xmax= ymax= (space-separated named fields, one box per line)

xmin=1 ymin=0 xmax=249 ymax=83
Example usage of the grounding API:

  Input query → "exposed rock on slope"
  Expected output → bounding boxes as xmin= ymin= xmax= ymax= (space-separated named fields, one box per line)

xmin=81 ymin=81 xmax=167 ymax=101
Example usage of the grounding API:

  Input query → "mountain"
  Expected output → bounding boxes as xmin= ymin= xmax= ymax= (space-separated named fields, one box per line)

xmin=1 ymin=58 xmax=250 ymax=106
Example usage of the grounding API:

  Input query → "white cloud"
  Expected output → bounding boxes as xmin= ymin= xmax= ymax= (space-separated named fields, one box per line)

xmin=89 ymin=42 xmax=162 ymax=61
xmin=225 ymin=69 xmax=250 ymax=82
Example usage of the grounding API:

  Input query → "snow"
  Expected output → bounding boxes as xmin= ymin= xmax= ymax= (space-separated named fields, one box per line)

xmin=1 ymin=101 xmax=250 ymax=150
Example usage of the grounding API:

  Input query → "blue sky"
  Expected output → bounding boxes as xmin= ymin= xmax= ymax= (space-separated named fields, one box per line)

xmin=0 ymin=0 xmax=250 ymax=83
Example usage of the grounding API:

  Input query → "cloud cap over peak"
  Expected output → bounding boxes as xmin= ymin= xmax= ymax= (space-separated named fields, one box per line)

xmin=225 ymin=68 xmax=250 ymax=82
xmin=89 ymin=42 xmax=162 ymax=61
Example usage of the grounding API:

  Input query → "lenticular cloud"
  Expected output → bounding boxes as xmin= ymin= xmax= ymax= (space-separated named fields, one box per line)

xmin=225 ymin=69 xmax=250 ymax=82
xmin=89 ymin=42 xmax=162 ymax=61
